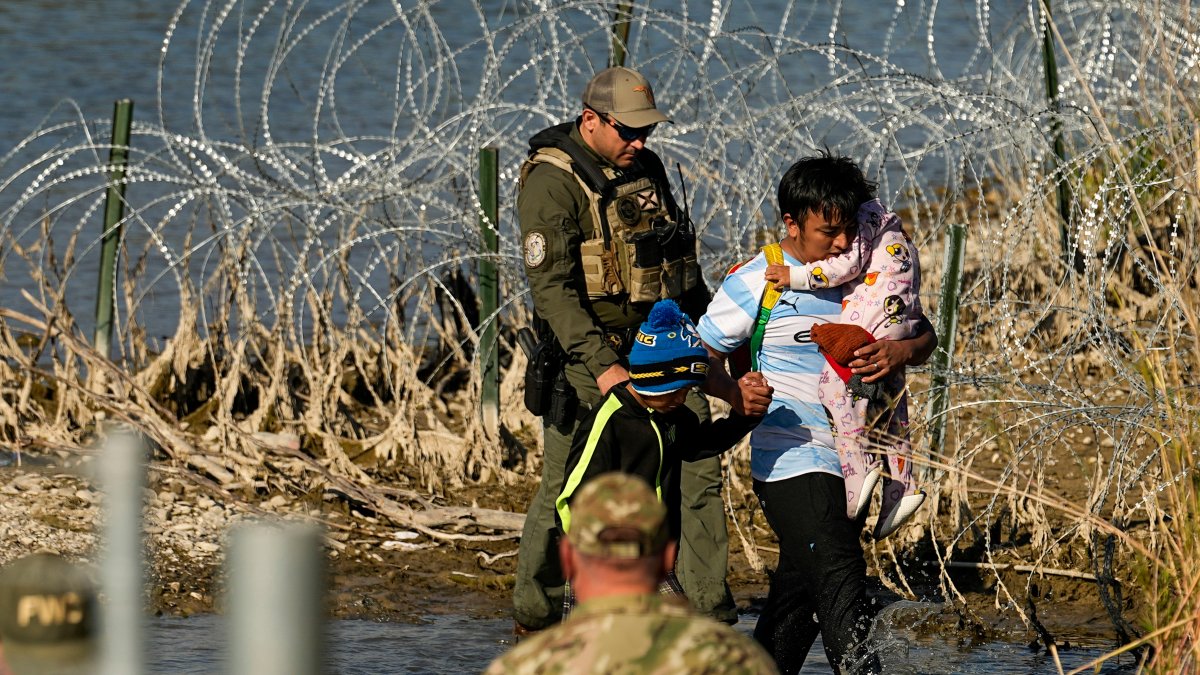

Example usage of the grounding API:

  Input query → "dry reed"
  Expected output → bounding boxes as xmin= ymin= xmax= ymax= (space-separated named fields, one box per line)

xmin=0 ymin=1 xmax=1197 ymax=665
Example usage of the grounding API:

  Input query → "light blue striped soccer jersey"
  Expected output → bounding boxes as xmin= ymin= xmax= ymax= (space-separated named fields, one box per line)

xmin=697 ymin=248 xmax=844 ymax=482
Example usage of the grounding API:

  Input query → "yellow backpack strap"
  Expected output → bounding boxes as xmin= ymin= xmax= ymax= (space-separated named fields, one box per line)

xmin=761 ymin=242 xmax=784 ymax=307
xmin=749 ymin=243 xmax=785 ymax=371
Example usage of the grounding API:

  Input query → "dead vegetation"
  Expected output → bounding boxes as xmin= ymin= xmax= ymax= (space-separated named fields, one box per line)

xmin=0 ymin=1 xmax=1198 ymax=671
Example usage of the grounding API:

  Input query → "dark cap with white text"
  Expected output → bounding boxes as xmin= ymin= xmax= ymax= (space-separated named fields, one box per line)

xmin=0 ymin=552 xmax=97 ymax=675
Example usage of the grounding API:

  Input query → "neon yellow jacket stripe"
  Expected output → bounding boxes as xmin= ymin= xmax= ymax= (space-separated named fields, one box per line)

xmin=555 ymin=395 xmax=664 ymax=532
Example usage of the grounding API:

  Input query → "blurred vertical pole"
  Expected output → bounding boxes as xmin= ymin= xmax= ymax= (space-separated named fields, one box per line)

xmin=478 ymin=147 xmax=500 ymax=437
xmin=926 ymin=224 xmax=966 ymax=476
xmin=610 ymin=1 xmax=634 ymax=68
xmin=99 ymin=427 xmax=147 ymax=675
xmin=94 ymin=99 xmax=134 ymax=360
xmin=228 ymin=522 xmax=325 ymax=675
xmin=1040 ymin=0 xmax=1076 ymax=270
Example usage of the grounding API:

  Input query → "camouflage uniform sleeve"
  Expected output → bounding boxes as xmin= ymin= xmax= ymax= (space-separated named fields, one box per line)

xmin=518 ymin=163 xmax=622 ymax=380
xmin=705 ymin=634 xmax=781 ymax=674
xmin=481 ymin=625 xmax=584 ymax=675
xmin=484 ymin=605 xmax=781 ymax=674
xmin=649 ymin=621 xmax=782 ymax=674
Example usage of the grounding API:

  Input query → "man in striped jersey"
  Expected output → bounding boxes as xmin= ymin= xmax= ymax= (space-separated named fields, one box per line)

xmin=697 ymin=153 xmax=937 ymax=674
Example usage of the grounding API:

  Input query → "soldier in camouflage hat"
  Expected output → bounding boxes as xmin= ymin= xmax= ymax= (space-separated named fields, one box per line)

xmin=562 ymin=469 xmax=671 ymax=560
xmin=485 ymin=473 xmax=778 ymax=675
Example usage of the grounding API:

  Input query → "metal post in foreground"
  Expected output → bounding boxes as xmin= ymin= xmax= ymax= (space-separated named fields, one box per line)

xmin=227 ymin=521 xmax=325 ymax=675
xmin=926 ymin=224 xmax=967 ymax=476
xmin=478 ymin=147 xmax=500 ymax=437
xmin=99 ymin=426 xmax=147 ymax=675
xmin=610 ymin=1 xmax=634 ymax=68
xmin=94 ymin=99 xmax=134 ymax=360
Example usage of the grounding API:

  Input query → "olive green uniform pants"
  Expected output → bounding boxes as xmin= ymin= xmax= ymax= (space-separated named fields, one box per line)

xmin=513 ymin=365 xmax=735 ymax=629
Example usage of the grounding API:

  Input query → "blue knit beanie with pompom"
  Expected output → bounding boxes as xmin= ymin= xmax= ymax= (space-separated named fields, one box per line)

xmin=627 ymin=300 xmax=710 ymax=396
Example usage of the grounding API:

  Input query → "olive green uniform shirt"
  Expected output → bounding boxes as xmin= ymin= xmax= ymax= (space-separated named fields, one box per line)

xmin=484 ymin=593 xmax=779 ymax=675
xmin=518 ymin=124 xmax=710 ymax=380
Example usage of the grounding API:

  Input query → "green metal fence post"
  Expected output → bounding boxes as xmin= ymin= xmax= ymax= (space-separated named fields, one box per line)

xmin=926 ymin=224 xmax=966 ymax=474
xmin=94 ymin=99 xmax=134 ymax=360
xmin=610 ymin=2 xmax=634 ymax=68
xmin=1040 ymin=0 xmax=1076 ymax=270
xmin=478 ymin=147 xmax=500 ymax=436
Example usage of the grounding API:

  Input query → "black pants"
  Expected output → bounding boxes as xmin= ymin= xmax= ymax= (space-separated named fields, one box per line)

xmin=753 ymin=473 xmax=881 ymax=675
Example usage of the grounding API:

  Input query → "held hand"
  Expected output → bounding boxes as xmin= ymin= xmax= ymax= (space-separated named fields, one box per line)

xmin=849 ymin=340 xmax=910 ymax=383
xmin=733 ymin=372 xmax=773 ymax=416
xmin=764 ymin=264 xmax=790 ymax=292
xmin=596 ymin=363 xmax=631 ymax=396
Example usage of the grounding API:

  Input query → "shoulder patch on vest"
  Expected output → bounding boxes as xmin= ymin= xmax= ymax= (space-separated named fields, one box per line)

xmin=523 ymin=232 xmax=547 ymax=268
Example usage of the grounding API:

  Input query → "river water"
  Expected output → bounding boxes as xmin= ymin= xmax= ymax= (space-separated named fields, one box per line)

xmin=147 ymin=607 xmax=1134 ymax=674
xmin=0 ymin=0 xmax=1029 ymax=149
xmin=0 ymin=1 xmax=1143 ymax=672
xmin=0 ymin=0 xmax=1048 ymax=340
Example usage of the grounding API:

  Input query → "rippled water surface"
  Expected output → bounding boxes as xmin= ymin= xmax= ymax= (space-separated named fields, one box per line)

xmin=0 ymin=0 xmax=1033 ymax=335
xmin=147 ymin=609 xmax=1135 ymax=674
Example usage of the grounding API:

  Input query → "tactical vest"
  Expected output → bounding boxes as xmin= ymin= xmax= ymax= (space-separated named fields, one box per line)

xmin=518 ymin=122 xmax=700 ymax=303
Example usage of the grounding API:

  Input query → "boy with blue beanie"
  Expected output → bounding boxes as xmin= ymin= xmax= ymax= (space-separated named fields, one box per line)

xmin=554 ymin=300 xmax=761 ymax=610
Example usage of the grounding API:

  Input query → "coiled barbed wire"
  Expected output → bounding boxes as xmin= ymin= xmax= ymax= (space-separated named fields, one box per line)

xmin=0 ymin=1 xmax=1196 ymax=555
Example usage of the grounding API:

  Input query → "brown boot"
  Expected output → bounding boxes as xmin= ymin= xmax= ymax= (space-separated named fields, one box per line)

xmin=512 ymin=620 xmax=540 ymax=643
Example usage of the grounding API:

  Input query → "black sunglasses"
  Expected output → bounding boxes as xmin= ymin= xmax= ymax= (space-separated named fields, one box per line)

xmin=588 ymin=107 xmax=656 ymax=142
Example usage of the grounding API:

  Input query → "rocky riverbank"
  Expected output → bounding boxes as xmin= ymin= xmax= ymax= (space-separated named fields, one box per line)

xmin=0 ymin=444 xmax=1125 ymax=663
xmin=0 ymin=447 xmax=531 ymax=621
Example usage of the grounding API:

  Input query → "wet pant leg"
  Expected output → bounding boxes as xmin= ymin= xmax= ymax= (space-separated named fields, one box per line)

xmin=753 ymin=555 xmax=821 ymax=674
xmin=753 ymin=473 xmax=881 ymax=674
xmin=673 ymin=390 xmax=737 ymax=623
xmin=511 ymin=417 xmax=574 ymax=629
xmin=513 ymin=361 xmax=601 ymax=629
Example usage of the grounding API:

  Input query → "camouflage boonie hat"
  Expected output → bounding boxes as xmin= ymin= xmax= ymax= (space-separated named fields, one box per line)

xmin=566 ymin=473 xmax=668 ymax=559
xmin=0 ymin=552 xmax=98 ymax=675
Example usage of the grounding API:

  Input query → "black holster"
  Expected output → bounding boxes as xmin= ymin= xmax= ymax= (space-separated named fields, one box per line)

xmin=519 ymin=318 xmax=577 ymax=428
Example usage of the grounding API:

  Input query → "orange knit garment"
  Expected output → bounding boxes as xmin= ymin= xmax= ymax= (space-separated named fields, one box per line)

xmin=810 ymin=323 xmax=874 ymax=366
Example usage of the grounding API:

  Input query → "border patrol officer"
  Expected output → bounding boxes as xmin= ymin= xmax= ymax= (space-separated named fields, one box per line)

xmin=513 ymin=67 xmax=770 ymax=633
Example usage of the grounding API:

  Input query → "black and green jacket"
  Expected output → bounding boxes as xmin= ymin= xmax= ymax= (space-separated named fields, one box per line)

xmin=555 ymin=384 xmax=759 ymax=539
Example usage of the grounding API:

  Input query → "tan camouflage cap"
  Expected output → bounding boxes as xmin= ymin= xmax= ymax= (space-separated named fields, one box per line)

xmin=0 ymin=552 xmax=97 ymax=675
xmin=582 ymin=67 xmax=672 ymax=128
xmin=566 ymin=472 xmax=669 ymax=559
